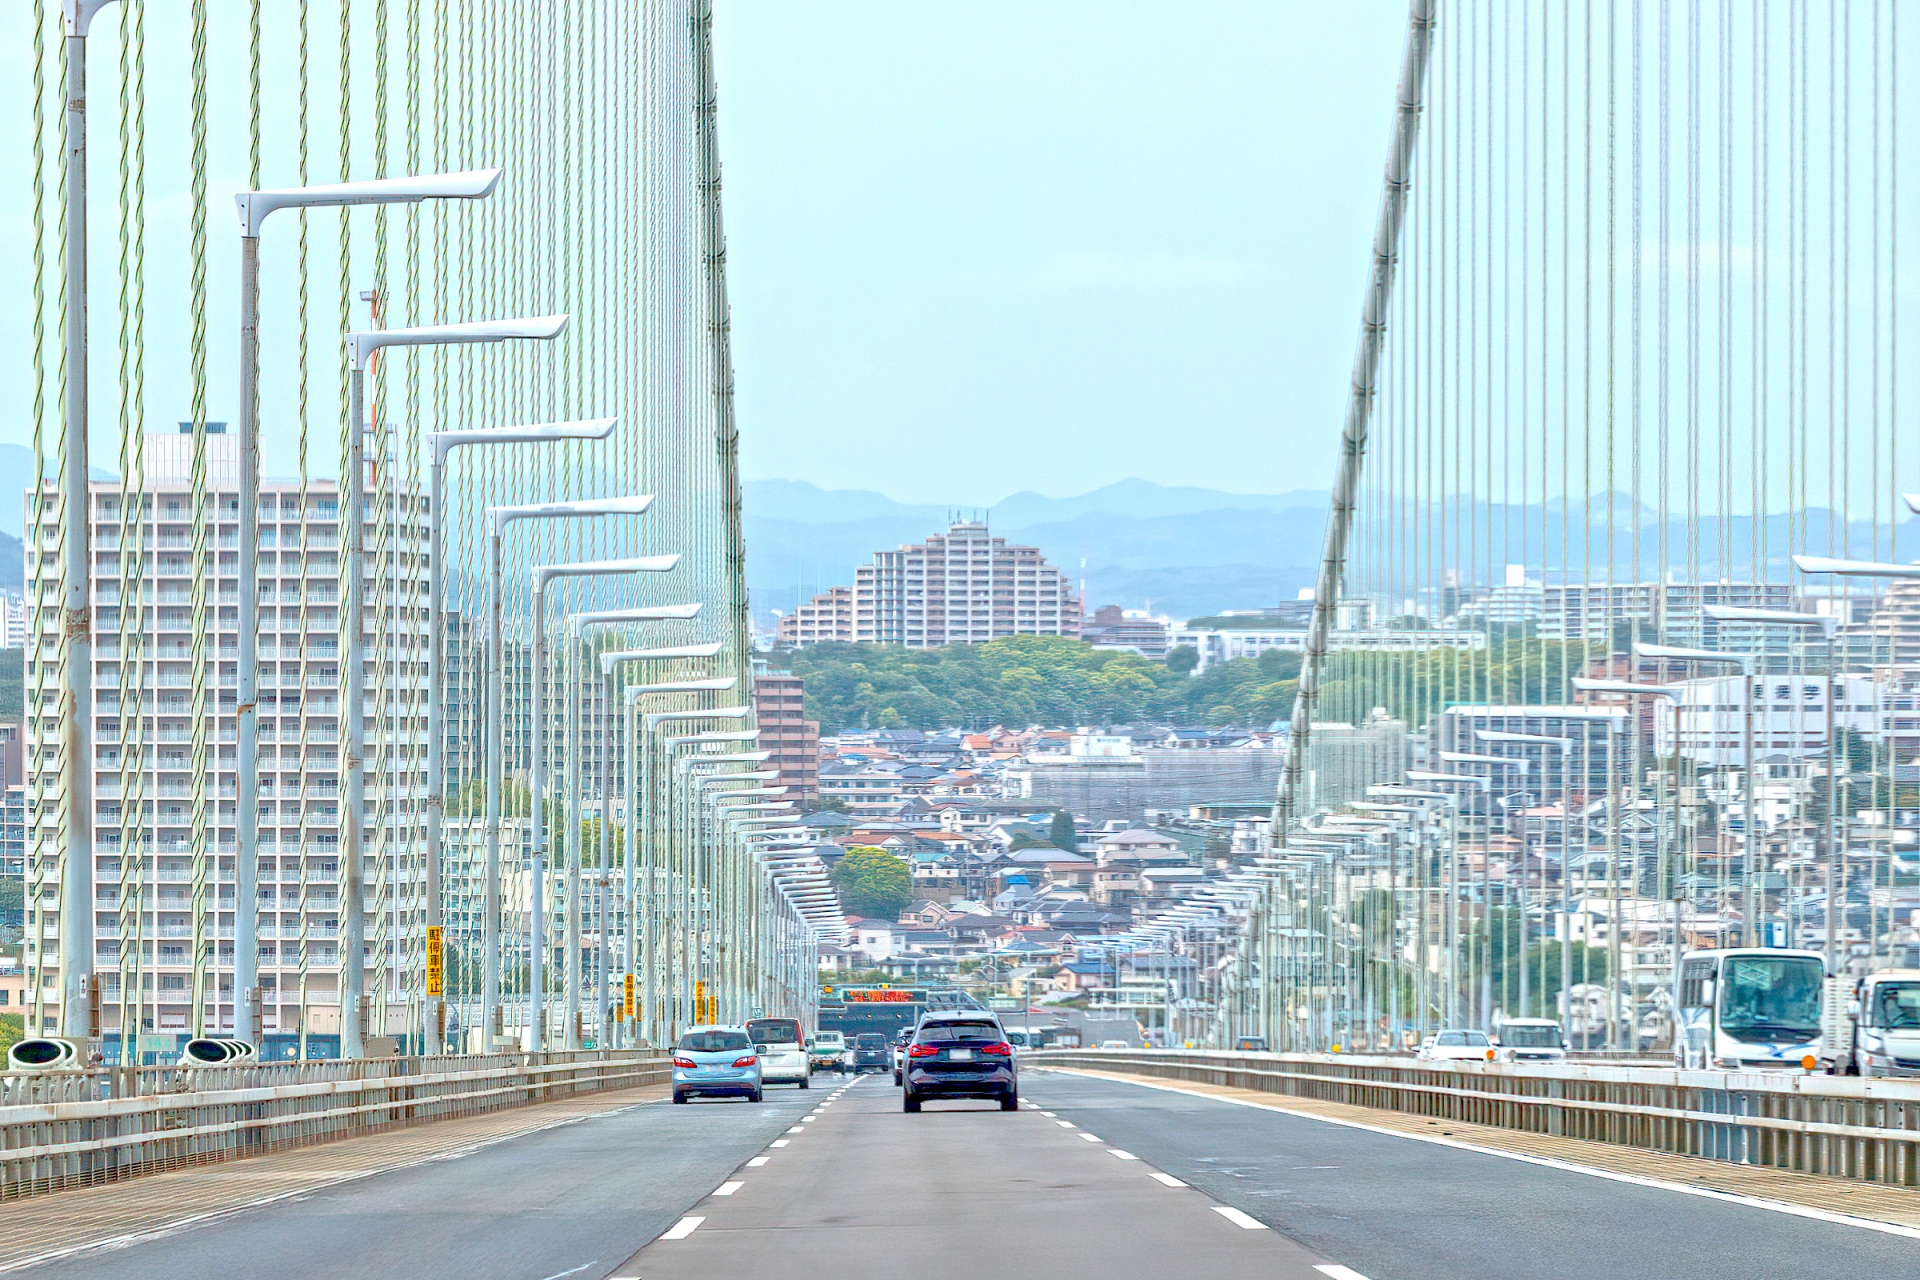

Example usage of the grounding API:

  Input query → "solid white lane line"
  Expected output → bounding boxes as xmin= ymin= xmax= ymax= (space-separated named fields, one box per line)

xmin=1054 ymin=1070 xmax=1920 ymax=1243
xmin=1314 ymin=1267 xmax=1370 ymax=1280
xmin=769 ymin=1139 xmax=789 ymax=1148
xmin=1150 ymin=1172 xmax=1186 ymax=1187
xmin=747 ymin=1156 xmax=770 ymax=1167
xmin=1079 ymin=1133 xmax=1102 ymax=1143
xmin=661 ymin=1217 xmax=705 ymax=1241
xmin=713 ymin=1182 xmax=744 ymax=1197
xmin=1108 ymin=1149 xmax=1139 ymax=1160
xmin=1212 ymin=1206 xmax=1269 ymax=1231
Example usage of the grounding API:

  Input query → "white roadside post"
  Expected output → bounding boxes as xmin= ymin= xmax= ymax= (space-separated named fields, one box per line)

xmin=337 ymin=316 xmax=569 ymax=1060
xmin=1635 ymin=643 xmax=1757 ymax=954
xmin=1700 ymin=604 xmax=1839 ymax=954
xmin=413 ymin=420 xmax=615 ymax=1052
xmin=566 ymin=664 xmax=732 ymax=1050
xmin=525 ymin=557 xmax=681 ymax=1051
xmin=583 ymin=641 xmax=727 ymax=1046
xmin=478 ymin=498 xmax=652 ymax=1051
xmin=233 ymin=169 xmax=506 ymax=1051
xmin=641 ymin=707 xmax=754 ymax=1042
xmin=1571 ymin=678 xmax=1682 ymax=1049
xmin=647 ymin=726 xmax=761 ymax=1044
xmin=1790 ymin=556 xmax=1920 ymax=969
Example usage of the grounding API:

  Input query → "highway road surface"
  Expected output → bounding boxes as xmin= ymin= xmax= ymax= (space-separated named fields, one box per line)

xmin=16 ymin=1069 xmax=1919 ymax=1280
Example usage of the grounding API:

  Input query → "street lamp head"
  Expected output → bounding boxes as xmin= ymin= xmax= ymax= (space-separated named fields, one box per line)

xmin=238 ymin=168 xmax=503 ymax=238
xmin=431 ymin=417 xmax=616 ymax=465
xmin=348 ymin=313 xmax=568 ymax=370
xmin=1570 ymin=677 xmax=1679 ymax=698
xmin=489 ymin=494 xmax=655 ymax=535
xmin=1702 ymin=604 xmax=1837 ymax=632
xmin=1792 ymin=554 xmax=1920 ymax=580
xmin=1633 ymin=642 xmax=1749 ymax=668
xmin=596 ymin=642 xmax=725 ymax=664
xmin=64 ymin=0 xmax=121 ymax=38
xmin=533 ymin=555 xmax=681 ymax=588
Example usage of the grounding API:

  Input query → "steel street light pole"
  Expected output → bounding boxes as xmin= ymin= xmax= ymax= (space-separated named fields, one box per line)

xmin=232 ymin=168 xmax=503 ymax=1048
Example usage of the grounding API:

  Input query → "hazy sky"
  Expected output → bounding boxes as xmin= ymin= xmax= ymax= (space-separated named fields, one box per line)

xmin=713 ymin=2 xmax=1407 ymax=505
xmin=0 ymin=3 xmax=1405 ymax=505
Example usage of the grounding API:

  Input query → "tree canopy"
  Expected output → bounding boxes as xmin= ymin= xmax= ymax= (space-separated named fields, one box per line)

xmin=781 ymin=636 xmax=1300 ymax=733
xmin=830 ymin=846 xmax=913 ymax=920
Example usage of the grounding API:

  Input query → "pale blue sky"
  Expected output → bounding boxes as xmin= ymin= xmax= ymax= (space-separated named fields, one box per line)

xmin=712 ymin=2 xmax=1407 ymax=505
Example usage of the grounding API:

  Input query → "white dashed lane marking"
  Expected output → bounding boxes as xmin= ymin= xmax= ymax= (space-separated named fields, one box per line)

xmin=661 ymin=1216 xmax=704 ymax=1241
xmin=1108 ymin=1149 xmax=1138 ymax=1160
xmin=1149 ymin=1172 xmax=1185 ymax=1187
xmin=1314 ymin=1267 xmax=1371 ymax=1280
xmin=1079 ymin=1133 xmax=1102 ymax=1143
xmin=1212 ymin=1206 xmax=1268 ymax=1231
xmin=712 ymin=1181 xmax=743 ymax=1197
xmin=746 ymin=1156 xmax=769 ymax=1167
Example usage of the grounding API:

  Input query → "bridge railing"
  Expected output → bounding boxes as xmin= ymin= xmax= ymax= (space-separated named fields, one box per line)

xmin=1028 ymin=1049 xmax=1920 ymax=1189
xmin=0 ymin=1049 xmax=668 ymax=1200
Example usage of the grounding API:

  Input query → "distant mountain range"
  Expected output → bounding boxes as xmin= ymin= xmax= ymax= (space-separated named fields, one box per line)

xmin=746 ymin=479 xmax=1334 ymax=623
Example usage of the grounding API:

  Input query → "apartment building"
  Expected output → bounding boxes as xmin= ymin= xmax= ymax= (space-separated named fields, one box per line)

xmin=776 ymin=585 xmax=853 ymax=646
xmin=855 ymin=522 xmax=1080 ymax=647
xmin=754 ymin=672 xmax=819 ymax=805
xmin=21 ymin=429 xmax=428 ymax=1042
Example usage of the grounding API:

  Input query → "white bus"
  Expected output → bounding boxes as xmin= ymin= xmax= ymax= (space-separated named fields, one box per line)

xmin=1673 ymin=948 xmax=1827 ymax=1071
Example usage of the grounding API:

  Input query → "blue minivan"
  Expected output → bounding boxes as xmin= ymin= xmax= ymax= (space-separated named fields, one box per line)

xmin=672 ymin=1026 xmax=764 ymax=1103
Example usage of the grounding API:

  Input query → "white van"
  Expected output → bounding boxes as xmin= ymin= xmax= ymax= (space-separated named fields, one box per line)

xmin=746 ymin=1017 xmax=811 ymax=1088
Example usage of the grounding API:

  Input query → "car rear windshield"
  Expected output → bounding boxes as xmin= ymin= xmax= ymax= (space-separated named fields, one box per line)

xmin=679 ymin=1031 xmax=750 ymax=1053
xmin=747 ymin=1019 xmax=802 ymax=1045
xmin=855 ymin=1034 xmax=887 ymax=1048
xmin=916 ymin=1020 xmax=1003 ymax=1044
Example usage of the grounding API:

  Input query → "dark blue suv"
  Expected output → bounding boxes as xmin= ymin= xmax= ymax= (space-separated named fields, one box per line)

xmin=902 ymin=1011 xmax=1017 ymax=1112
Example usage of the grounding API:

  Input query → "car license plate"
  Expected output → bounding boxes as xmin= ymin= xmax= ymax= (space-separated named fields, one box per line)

xmin=949 ymin=1049 xmax=972 ymax=1061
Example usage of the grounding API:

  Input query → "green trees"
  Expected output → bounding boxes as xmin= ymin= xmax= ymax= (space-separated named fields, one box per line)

xmin=1048 ymin=809 xmax=1078 ymax=850
xmin=830 ymin=846 xmax=914 ymax=920
xmin=783 ymin=635 xmax=1298 ymax=732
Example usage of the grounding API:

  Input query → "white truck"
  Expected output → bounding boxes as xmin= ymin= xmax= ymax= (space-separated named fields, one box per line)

xmin=1823 ymin=969 xmax=1920 ymax=1078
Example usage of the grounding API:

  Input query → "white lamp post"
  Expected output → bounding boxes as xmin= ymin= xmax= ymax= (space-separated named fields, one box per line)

xmin=334 ymin=316 xmax=569 ymax=1060
xmin=53 ymin=0 xmax=123 ymax=1047
xmin=232 ymin=168 xmax=506 ymax=1050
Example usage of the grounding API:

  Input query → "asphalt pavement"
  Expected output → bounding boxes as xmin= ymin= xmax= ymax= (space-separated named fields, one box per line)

xmin=615 ymin=1072 xmax=1343 ymax=1279
xmin=14 ymin=1082 xmax=822 ymax=1280
xmin=1018 ymin=1069 xmax=1920 ymax=1280
xmin=20 ymin=1065 xmax=1919 ymax=1280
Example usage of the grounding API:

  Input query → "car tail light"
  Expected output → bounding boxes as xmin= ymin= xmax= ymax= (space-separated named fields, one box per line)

xmin=980 ymin=1042 xmax=1013 ymax=1057
xmin=733 ymin=1056 xmax=758 ymax=1068
xmin=908 ymin=1043 xmax=939 ymax=1059
xmin=672 ymin=1057 xmax=696 ymax=1069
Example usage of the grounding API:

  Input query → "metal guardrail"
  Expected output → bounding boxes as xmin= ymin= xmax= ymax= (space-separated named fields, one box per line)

xmin=1029 ymin=1049 xmax=1920 ymax=1189
xmin=0 ymin=1049 xmax=668 ymax=1200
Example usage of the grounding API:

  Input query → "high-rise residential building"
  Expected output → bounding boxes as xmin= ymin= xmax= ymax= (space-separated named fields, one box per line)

xmin=1 ymin=785 xmax=22 ymax=880
xmin=776 ymin=585 xmax=853 ymax=646
xmin=21 ymin=430 xmax=428 ymax=1043
xmin=1540 ymin=582 xmax=1660 ymax=642
xmin=754 ymin=672 xmax=819 ymax=805
xmin=852 ymin=521 xmax=1080 ymax=648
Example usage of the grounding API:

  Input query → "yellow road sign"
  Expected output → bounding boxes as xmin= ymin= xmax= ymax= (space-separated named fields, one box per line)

xmin=623 ymin=973 xmax=636 ymax=1020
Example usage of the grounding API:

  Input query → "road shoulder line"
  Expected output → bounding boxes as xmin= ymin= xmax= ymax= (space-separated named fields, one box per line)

xmin=1038 ymin=1067 xmax=1920 ymax=1241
